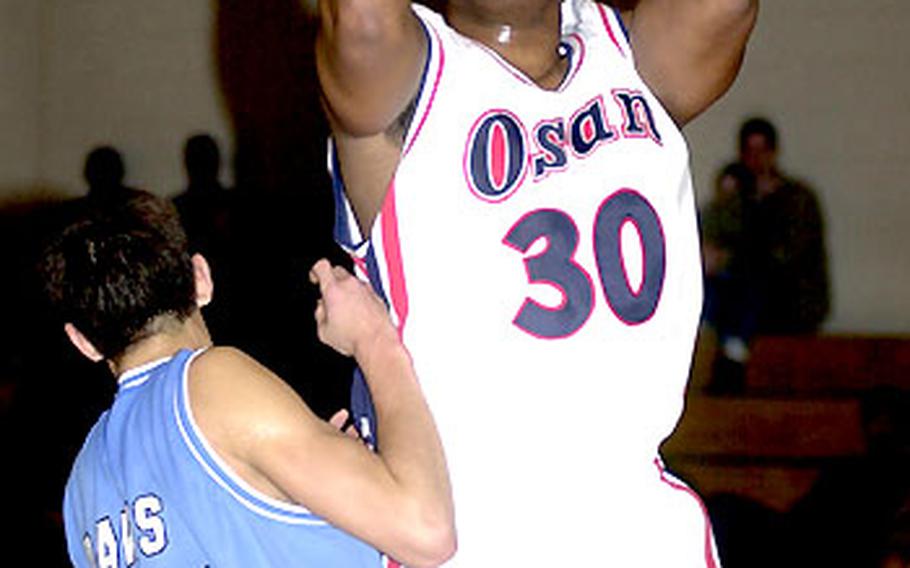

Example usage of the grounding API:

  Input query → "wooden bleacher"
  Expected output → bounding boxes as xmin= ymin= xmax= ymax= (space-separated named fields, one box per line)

xmin=661 ymin=332 xmax=910 ymax=512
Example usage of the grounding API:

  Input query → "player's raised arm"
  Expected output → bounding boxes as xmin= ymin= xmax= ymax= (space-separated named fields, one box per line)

xmin=316 ymin=0 xmax=427 ymax=136
xmin=619 ymin=0 xmax=758 ymax=126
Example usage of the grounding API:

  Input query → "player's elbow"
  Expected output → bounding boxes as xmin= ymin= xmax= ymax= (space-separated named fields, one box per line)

xmin=394 ymin=502 xmax=457 ymax=567
xmin=404 ymin=523 xmax=457 ymax=567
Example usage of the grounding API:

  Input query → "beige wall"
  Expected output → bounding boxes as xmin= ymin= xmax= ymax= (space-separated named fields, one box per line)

xmin=0 ymin=2 xmax=41 ymax=191
xmin=0 ymin=0 xmax=907 ymax=332
xmin=12 ymin=0 xmax=234 ymax=198
xmin=686 ymin=0 xmax=910 ymax=334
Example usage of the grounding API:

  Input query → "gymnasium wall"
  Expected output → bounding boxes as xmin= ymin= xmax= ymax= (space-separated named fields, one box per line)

xmin=0 ymin=0 xmax=234 ymax=200
xmin=686 ymin=0 xmax=910 ymax=334
xmin=0 ymin=0 xmax=907 ymax=333
xmin=0 ymin=2 xmax=41 ymax=192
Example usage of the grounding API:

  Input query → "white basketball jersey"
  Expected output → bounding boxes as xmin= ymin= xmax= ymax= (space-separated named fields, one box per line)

xmin=332 ymin=1 xmax=717 ymax=565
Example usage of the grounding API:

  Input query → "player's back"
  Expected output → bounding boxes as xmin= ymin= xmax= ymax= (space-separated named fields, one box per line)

xmin=63 ymin=349 xmax=382 ymax=567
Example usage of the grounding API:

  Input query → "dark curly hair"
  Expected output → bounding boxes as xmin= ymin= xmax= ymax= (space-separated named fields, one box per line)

xmin=40 ymin=191 xmax=197 ymax=361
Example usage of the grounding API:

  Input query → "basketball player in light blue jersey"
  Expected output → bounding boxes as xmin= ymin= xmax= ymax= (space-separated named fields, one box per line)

xmin=41 ymin=191 xmax=455 ymax=567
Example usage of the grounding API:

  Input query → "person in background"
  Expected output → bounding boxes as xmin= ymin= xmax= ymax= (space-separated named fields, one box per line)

xmin=700 ymin=162 xmax=758 ymax=393
xmin=83 ymin=145 xmax=144 ymax=205
xmin=173 ymin=133 xmax=236 ymax=342
xmin=738 ymin=116 xmax=830 ymax=335
xmin=173 ymin=133 xmax=233 ymax=263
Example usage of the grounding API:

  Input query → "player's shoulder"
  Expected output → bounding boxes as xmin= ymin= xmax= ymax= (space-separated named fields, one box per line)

xmin=191 ymin=345 xmax=256 ymax=375
xmin=187 ymin=347 xmax=282 ymax=414
xmin=189 ymin=346 xmax=304 ymax=418
xmin=186 ymin=346 xmax=302 ymax=458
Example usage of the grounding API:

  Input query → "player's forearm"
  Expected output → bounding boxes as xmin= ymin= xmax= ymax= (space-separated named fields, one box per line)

xmin=355 ymin=334 xmax=456 ymax=566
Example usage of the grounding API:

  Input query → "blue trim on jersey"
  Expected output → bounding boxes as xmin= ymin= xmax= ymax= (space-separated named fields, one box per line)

xmin=613 ymin=6 xmax=631 ymax=43
xmin=350 ymin=367 xmax=378 ymax=449
xmin=331 ymin=143 xmax=361 ymax=251
xmin=364 ymin=245 xmax=390 ymax=306
xmin=173 ymin=349 xmax=327 ymax=525
xmin=406 ymin=16 xmax=433 ymax=145
xmin=350 ymin=246 xmax=384 ymax=449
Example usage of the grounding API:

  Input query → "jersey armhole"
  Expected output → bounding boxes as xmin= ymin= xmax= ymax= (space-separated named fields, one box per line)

xmin=328 ymin=11 xmax=440 ymax=257
xmin=328 ymin=139 xmax=367 ymax=255
xmin=401 ymin=5 xmax=445 ymax=155
xmin=593 ymin=1 xmax=632 ymax=60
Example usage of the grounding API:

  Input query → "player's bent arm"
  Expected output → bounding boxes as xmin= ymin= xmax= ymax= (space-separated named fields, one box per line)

xmin=311 ymin=259 xmax=455 ymax=564
xmin=621 ymin=0 xmax=758 ymax=126
xmin=316 ymin=0 xmax=427 ymax=136
xmin=189 ymin=347 xmax=455 ymax=567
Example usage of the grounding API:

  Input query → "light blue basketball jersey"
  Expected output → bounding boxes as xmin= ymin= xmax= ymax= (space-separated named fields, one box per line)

xmin=63 ymin=348 xmax=382 ymax=567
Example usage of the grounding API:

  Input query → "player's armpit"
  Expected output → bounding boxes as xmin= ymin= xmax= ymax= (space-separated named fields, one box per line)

xmin=316 ymin=0 xmax=427 ymax=136
xmin=621 ymin=0 xmax=758 ymax=125
xmin=188 ymin=346 xmax=455 ymax=568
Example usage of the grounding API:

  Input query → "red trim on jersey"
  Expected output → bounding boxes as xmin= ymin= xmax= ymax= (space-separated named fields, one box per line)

xmin=596 ymin=3 xmax=626 ymax=58
xmin=655 ymin=459 xmax=719 ymax=568
xmin=380 ymin=183 xmax=410 ymax=335
xmin=404 ymin=22 xmax=446 ymax=156
xmin=352 ymin=255 xmax=369 ymax=281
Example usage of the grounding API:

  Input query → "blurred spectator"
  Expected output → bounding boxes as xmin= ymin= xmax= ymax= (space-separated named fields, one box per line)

xmin=700 ymin=162 xmax=758 ymax=392
xmin=699 ymin=117 xmax=831 ymax=392
xmin=83 ymin=145 xmax=143 ymax=204
xmin=173 ymin=133 xmax=235 ymax=343
xmin=701 ymin=162 xmax=754 ymax=279
xmin=173 ymin=133 xmax=233 ymax=260
xmin=738 ymin=117 xmax=830 ymax=334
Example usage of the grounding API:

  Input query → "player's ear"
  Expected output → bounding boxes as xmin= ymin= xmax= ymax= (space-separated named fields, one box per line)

xmin=64 ymin=323 xmax=104 ymax=363
xmin=191 ymin=253 xmax=213 ymax=308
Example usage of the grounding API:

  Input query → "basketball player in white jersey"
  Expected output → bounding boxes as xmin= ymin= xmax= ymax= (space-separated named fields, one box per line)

xmin=44 ymin=192 xmax=454 ymax=567
xmin=317 ymin=0 xmax=757 ymax=565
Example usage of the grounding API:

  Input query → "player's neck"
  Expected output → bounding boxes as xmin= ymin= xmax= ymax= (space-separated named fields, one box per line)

xmin=446 ymin=2 xmax=568 ymax=90
xmin=109 ymin=311 xmax=213 ymax=377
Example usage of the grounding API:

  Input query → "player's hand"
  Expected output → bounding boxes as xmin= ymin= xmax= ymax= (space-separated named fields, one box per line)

xmin=328 ymin=408 xmax=362 ymax=440
xmin=309 ymin=259 xmax=396 ymax=358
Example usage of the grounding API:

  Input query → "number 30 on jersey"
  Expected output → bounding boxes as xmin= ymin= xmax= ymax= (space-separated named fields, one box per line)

xmin=503 ymin=189 xmax=665 ymax=338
